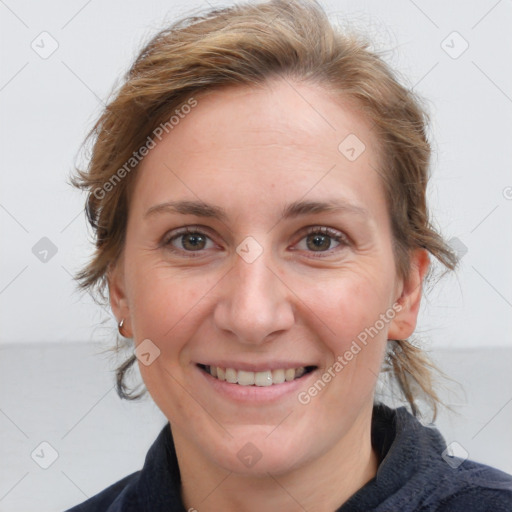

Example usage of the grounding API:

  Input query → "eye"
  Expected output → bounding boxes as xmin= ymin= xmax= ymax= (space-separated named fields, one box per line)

xmin=161 ymin=225 xmax=349 ymax=258
xmin=294 ymin=226 xmax=348 ymax=256
xmin=162 ymin=226 xmax=216 ymax=255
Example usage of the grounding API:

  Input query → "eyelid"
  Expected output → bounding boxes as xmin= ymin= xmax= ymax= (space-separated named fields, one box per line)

xmin=161 ymin=224 xmax=216 ymax=245
xmin=161 ymin=225 xmax=219 ymax=257
xmin=161 ymin=224 xmax=350 ymax=257
xmin=290 ymin=225 xmax=350 ymax=256
xmin=299 ymin=225 xmax=349 ymax=243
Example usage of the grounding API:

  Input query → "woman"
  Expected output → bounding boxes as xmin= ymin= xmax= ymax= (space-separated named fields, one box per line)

xmin=65 ymin=0 xmax=512 ymax=510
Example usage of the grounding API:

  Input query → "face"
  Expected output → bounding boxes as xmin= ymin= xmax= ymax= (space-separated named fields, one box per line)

xmin=110 ymin=78 xmax=427 ymax=476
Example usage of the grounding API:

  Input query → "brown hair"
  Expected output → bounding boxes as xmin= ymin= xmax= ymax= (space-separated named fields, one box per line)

xmin=72 ymin=0 xmax=458 ymax=418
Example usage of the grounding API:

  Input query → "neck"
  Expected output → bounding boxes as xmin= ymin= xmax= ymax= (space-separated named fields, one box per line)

xmin=174 ymin=406 xmax=379 ymax=512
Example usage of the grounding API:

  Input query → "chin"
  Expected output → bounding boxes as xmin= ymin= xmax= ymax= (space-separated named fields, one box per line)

xmin=205 ymin=425 xmax=313 ymax=477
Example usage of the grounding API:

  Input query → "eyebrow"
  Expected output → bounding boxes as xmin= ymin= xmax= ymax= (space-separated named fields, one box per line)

xmin=144 ymin=199 xmax=368 ymax=221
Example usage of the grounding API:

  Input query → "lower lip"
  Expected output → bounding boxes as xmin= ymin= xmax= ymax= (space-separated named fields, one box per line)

xmin=196 ymin=366 xmax=318 ymax=403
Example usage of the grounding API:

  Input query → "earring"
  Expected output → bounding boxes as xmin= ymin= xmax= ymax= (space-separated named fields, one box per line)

xmin=118 ymin=318 xmax=128 ymax=337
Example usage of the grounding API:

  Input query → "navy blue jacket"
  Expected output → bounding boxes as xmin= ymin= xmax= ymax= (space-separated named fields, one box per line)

xmin=64 ymin=404 xmax=512 ymax=511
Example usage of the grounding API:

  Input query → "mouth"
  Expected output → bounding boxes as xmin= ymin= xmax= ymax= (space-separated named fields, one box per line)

xmin=197 ymin=364 xmax=317 ymax=386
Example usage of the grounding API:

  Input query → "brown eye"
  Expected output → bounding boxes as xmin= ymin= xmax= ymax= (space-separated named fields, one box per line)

xmin=306 ymin=233 xmax=334 ymax=251
xmin=163 ymin=226 xmax=216 ymax=255
xmin=295 ymin=226 xmax=348 ymax=256
xmin=180 ymin=233 xmax=207 ymax=251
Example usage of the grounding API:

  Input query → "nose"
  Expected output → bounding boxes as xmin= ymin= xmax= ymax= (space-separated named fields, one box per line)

xmin=213 ymin=242 xmax=295 ymax=345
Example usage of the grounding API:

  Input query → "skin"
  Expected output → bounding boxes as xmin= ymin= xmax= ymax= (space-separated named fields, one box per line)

xmin=109 ymin=77 xmax=429 ymax=511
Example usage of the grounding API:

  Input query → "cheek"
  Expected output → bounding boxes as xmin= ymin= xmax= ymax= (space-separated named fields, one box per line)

xmin=304 ymin=270 xmax=392 ymax=397
xmin=127 ymin=270 xmax=214 ymax=420
xmin=127 ymin=264 xmax=216 ymax=350
xmin=309 ymin=271 xmax=392 ymax=342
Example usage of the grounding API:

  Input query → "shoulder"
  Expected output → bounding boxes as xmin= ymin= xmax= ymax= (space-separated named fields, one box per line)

xmin=370 ymin=405 xmax=512 ymax=512
xmin=63 ymin=471 xmax=140 ymax=512
xmin=428 ymin=459 xmax=512 ymax=512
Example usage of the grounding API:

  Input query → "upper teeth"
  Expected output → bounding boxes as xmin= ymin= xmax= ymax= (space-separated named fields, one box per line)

xmin=207 ymin=366 xmax=307 ymax=386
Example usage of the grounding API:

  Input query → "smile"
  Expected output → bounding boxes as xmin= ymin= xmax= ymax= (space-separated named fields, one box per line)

xmin=198 ymin=364 xmax=316 ymax=386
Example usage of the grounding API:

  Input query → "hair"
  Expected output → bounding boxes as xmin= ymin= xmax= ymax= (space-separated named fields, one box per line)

xmin=72 ymin=0 xmax=458 ymax=418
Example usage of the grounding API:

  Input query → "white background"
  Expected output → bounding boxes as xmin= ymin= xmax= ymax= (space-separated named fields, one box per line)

xmin=1 ymin=1 xmax=511 ymax=511
xmin=0 ymin=0 xmax=511 ymax=348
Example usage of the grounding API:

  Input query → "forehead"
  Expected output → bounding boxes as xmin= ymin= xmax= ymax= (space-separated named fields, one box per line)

xmin=133 ymin=78 xmax=386 ymax=222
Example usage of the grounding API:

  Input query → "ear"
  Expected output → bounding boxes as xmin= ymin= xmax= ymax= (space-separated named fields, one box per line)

xmin=387 ymin=248 xmax=430 ymax=340
xmin=108 ymin=259 xmax=133 ymax=338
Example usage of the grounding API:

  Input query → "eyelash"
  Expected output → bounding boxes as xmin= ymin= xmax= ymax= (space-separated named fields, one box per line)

xmin=161 ymin=225 xmax=349 ymax=259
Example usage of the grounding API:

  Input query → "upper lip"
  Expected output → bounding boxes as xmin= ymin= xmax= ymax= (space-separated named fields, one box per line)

xmin=197 ymin=361 xmax=317 ymax=372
